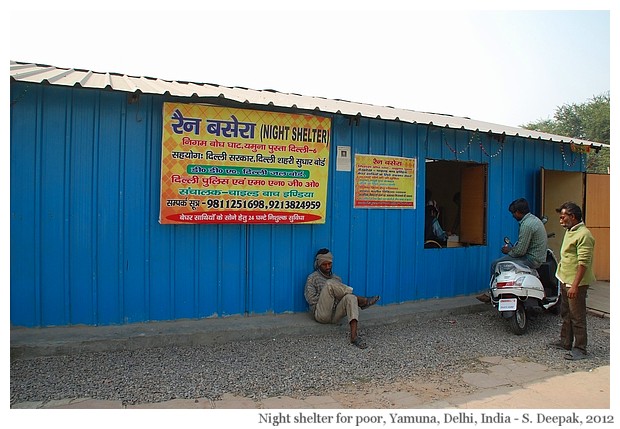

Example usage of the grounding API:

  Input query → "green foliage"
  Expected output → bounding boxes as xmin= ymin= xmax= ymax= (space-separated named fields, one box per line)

xmin=521 ymin=92 xmax=610 ymax=174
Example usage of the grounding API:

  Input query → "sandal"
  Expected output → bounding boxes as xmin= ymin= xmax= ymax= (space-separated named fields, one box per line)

xmin=361 ymin=295 xmax=380 ymax=310
xmin=564 ymin=349 xmax=587 ymax=361
xmin=351 ymin=337 xmax=368 ymax=349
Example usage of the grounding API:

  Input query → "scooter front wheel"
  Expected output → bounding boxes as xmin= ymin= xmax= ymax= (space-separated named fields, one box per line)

xmin=509 ymin=302 xmax=527 ymax=335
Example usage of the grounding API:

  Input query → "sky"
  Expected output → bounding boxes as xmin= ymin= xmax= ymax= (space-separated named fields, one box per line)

xmin=6 ymin=1 xmax=613 ymax=128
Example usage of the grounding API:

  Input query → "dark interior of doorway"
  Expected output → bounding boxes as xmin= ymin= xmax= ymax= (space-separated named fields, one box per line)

xmin=425 ymin=159 xmax=487 ymax=248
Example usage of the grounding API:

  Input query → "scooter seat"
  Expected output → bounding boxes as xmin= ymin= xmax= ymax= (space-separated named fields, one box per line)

xmin=513 ymin=263 xmax=537 ymax=274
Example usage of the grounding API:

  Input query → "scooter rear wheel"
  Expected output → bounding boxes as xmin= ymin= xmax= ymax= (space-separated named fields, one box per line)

xmin=509 ymin=302 xmax=527 ymax=335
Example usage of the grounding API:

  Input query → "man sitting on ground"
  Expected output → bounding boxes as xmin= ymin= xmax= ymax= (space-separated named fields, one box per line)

xmin=304 ymin=248 xmax=380 ymax=349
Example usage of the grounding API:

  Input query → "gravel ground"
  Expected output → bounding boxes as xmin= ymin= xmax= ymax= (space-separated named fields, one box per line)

xmin=10 ymin=309 xmax=610 ymax=407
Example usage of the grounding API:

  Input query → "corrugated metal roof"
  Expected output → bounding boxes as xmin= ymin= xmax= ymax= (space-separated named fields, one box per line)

xmin=10 ymin=60 xmax=604 ymax=147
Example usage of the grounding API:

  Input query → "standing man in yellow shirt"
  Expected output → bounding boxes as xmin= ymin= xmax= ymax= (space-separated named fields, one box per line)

xmin=550 ymin=202 xmax=596 ymax=361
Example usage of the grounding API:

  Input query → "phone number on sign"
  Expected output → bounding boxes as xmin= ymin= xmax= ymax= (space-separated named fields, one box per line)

xmin=204 ymin=199 xmax=322 ymax=210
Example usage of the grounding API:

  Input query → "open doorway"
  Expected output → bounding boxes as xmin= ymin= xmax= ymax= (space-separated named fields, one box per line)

xmin=541 ymin=169 xmax=609 ymax=280
xmin=425 ymin=159 xmax=487 ymax=248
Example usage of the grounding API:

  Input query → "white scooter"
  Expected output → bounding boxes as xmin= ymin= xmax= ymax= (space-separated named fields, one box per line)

xmin=489 ymin=219 xmax=560 ymax=335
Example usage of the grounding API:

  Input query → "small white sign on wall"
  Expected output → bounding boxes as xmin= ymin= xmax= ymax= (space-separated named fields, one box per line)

xmin=336 ymin=146 xmax=351 ymax=171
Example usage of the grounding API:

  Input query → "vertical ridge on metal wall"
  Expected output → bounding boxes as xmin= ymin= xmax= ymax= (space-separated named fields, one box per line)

xmin=143 ymin=95 xmax=157 ymax=322
xmin=118 ymin=92 xmax=128 ymax=323
xmin=34 ymin=85 xmax=43 ymax=326
xmin=91 ymin=91 xmax=101 ymax=325
xmin=64 ymin=88 xmax=73 ymax=325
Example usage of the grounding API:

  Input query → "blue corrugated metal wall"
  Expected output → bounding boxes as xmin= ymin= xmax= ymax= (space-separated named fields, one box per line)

xmin=10 ymin=82 xmax=584 ymax=327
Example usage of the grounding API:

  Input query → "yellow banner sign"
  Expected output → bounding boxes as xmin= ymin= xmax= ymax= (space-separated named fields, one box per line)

xmin=354 ymin=154 xmax=416 ymax=208
xmin=159 ymin=103 xmax=331 ymax=224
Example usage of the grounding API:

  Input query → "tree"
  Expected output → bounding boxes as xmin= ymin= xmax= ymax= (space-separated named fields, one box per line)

xmin=521 ymin=92 xmax=610 ymax=174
